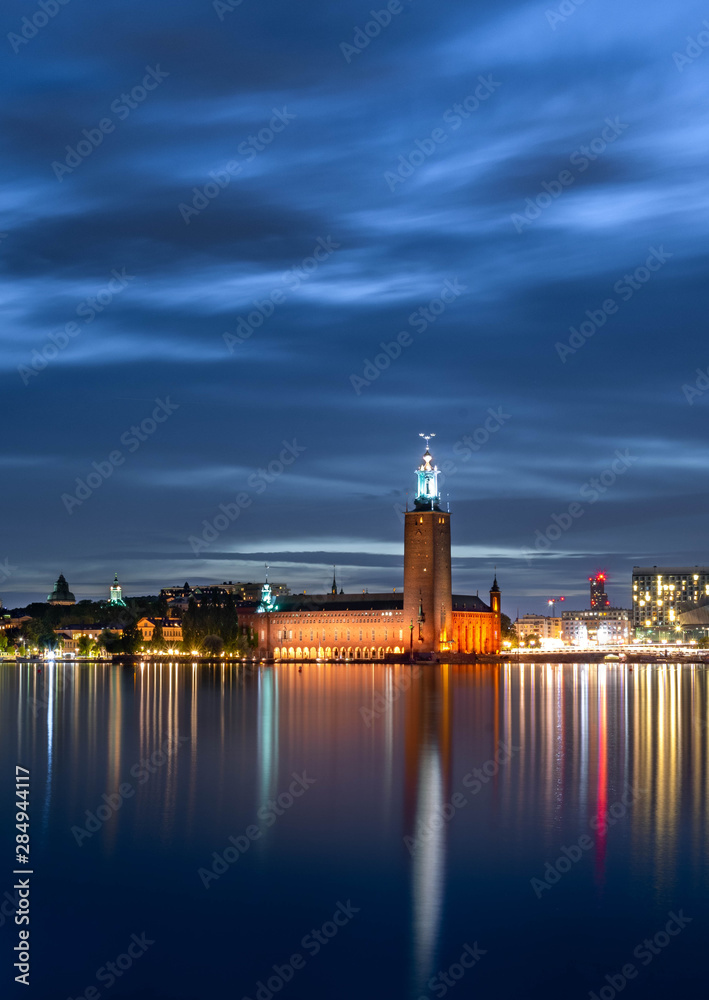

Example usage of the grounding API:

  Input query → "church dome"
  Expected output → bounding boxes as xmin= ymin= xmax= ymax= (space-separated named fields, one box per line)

xmin=47 ymin=573 xmax=76 ymax=604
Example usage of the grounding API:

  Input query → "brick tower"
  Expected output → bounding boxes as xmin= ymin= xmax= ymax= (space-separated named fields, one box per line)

xmin=404 ymin=435 xmax=453 ymax=657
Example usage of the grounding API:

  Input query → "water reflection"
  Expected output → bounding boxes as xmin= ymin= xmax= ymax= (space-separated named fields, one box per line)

xmin=404 ymin=667 xmax=451 ymax=994
xmin=2 ymin=659 xmax=709 ymax=999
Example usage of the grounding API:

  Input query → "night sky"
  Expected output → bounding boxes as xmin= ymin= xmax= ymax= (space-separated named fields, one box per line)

xmin=2 ymin=0 xmax=707 ymax=614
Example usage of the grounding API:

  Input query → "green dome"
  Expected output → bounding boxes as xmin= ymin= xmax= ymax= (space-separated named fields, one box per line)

xmin=47 ymin=573 xmax=76 ymax=604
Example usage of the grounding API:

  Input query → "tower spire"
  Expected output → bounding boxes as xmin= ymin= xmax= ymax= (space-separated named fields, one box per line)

xmin=414 ymin=433 xmax=441 ymax=510
xmin=331 ymin=565 xmax=337 ymax=595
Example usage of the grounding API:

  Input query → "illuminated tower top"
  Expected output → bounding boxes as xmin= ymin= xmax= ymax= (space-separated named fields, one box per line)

xmin=258 ymin=564 xmax=276 ymax=613
xmin=589 ymin=572 xmax=609 ymax=609
xmin=108 ymin=573 xmax=126 ymax=607
xmin=414 ymin=433 xmax=441 ymax=511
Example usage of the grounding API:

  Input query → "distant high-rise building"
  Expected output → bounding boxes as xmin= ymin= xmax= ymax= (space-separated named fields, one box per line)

xmin=633 ymin=565 xmax=709 ymax=635
xmin=589 ymin=573 xmax=609 ymax=609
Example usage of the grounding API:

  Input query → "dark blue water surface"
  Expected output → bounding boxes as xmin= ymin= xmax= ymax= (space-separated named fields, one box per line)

xmin=1 ymin=660 xmax=707 ymax=999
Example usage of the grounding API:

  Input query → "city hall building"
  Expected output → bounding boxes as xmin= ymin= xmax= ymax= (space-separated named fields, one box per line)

xmin=244 ymin=439 xmax=501 ymax=661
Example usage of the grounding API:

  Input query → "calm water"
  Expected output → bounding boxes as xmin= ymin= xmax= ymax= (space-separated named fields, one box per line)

xmin=1 ymin=661 xmax=707 ymax=999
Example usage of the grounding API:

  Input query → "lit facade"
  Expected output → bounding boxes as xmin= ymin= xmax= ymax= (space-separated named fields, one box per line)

xmin=53 ymin=625 xmax=122 ymax=653
xmin=632 ymin=566 xmax=709 ymax=635
xmin=245 ymin=439 xmax=501 ymax=661
xmin=514 ymin=615 xmax=563 ymax=642
xmin=136 ymin=617 xmax=183 ymax=644
xmin=561 ymin=609 xmax=631 ymax=645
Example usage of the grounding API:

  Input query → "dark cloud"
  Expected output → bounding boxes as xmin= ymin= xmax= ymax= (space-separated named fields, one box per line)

xmin=1 ymin=0 xmax=707 ymax=612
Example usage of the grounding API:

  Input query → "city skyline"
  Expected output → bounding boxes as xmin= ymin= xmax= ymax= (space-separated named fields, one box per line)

xmin=3 ymin=0 xmax=708 ymax=613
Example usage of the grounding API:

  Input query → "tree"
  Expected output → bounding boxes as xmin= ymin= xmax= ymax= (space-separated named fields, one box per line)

xmin=120 ymin=622 xmax=140 ymax=654
xmin=77 ymin=634 xmax=96 ymax=657
xmin=202 ymin=635 xmax=224 ymax=657
xmin=500 ymin=613 xmax=518 ymax=648
xmin=26 ymin=619 xmax=59 ymax=652
xmin=98 ymin=629 xmax=122 ymax=654
xmin=151 ymin=622 xmax=166 ymax=651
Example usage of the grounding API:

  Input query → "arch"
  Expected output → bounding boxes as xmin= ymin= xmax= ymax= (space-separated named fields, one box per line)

xmin=273 ymin=647 xmax=281 ymax=660
xmin=295 ymin=647 xmax=302 ymax=660
xmin=309 ymin=647 xmax=317 ymax=659
xmin=333 ymin=647 xmax=339 ymax=658
xmin=393 ymin=646 xmax=401 ymax=655
xmin=280 ymin=647 xmax=288 ymax=660
xmin=347 ymin=647 xmax=353 ymax=659
xmin=288 ymin=647 xmax=295 ymax=660
xmin=363 ymin=647 xmax=370 ymax=659
xmin=386 ymin=646 xmax=392 ymax=655
xmin=355 ymin=647 xmax=361 ymax=659
xmin=325 ymin=646 xmax=332 ymax=659
xmin=317 ymin=646 xmax=324 ymax=659
xmin=378 ymin=647 xmax=384 ymax=659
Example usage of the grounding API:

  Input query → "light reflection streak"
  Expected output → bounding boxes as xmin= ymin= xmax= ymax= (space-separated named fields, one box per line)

xmin=41 ymin=661 xmax=54 ymax=833
xmin=257 ymin=667 xmax=279 ymax=824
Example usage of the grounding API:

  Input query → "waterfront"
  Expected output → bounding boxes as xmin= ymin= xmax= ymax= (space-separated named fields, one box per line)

xmin=1 ymin=660 xmax=707 ymax=998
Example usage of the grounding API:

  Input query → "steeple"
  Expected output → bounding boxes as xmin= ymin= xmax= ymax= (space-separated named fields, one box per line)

xmin=108 ymin=572 xmax=127 ymax=607
xmin=258 ymin=565 xmax=275 ymax=613
xmin=331 ymin=566 xmax=338 ymax=595
xmin=414 ymin=433 xmax=441 ymax=510
xmin=489 ymin=570 xmax=501 ymax=614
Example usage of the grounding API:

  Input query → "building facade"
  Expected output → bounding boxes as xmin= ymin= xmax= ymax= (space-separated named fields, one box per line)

xmin=136 ymin=617 xmax=183 ymax=645
xmin=245 ymin=439 xmax=501 ymax=661
xmin=589 ymin=573 xmax=610 ymax=609
xmin=514 ymin=615 xmax=563 ymax=642
xmin=53 ymin=625 xmax=123 ymax=654
xmin=632 ymin=566 xmax=709 ymax=636
xmin=561 ymin=609 xmax=631 ymax=645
